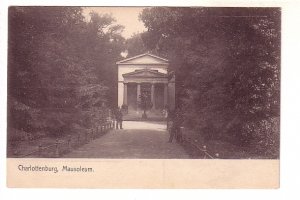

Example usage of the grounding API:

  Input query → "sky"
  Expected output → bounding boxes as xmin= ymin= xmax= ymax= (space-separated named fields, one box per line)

xmin=83 ymin=7 xmax=147 ymax=39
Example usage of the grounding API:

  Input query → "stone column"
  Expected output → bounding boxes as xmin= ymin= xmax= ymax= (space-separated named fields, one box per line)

xmin=164 ymin=83 xmax=168 ymax=107
xmin=137 ymin=83 xmax=141 ymax=109
xmin=123 ymin=83 xmax=127 ymax=105
xmin=151 ymin=83 xmax=155 ymax=109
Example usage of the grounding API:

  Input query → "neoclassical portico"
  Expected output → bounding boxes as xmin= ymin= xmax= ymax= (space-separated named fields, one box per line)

xmin=117 ymin=53 xmax=175 ymax=111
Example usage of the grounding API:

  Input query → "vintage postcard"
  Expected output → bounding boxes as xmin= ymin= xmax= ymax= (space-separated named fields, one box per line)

xmin=6 ymin=6 xmax=280 ymax=188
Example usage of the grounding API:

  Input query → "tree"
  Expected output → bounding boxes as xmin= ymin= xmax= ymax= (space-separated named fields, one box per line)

xmin=125 ymin=33 xmax=148 ymax=57
xmin=8 ymin=7 xmax=125 ymax=144
xmin=138 ymin=90 xmax=153 ymax=119
xmin=139 ymin=7 xmax=280 ymax=157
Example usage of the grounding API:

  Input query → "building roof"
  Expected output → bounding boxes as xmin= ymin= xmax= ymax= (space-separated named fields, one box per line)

xmin=122 ymin=69 xmax=168 ymax=78
xmin=116 ymin=53 xmax=169 ymax=65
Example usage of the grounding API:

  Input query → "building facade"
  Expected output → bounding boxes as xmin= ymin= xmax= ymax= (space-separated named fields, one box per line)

xmin=117 ymin=53 xmax=175 ymax=112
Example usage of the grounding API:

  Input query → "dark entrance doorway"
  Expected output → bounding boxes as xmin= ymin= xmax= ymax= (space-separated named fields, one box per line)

xmin=127 ymin=83 xmax=137 ymax=110
xmin=154 ymin=83 xmax=164 ymax=110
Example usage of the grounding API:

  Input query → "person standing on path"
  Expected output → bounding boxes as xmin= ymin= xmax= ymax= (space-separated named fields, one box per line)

xmin=116 ymin=107 xmax=123 ymax=129
xmin=168 ymin=119 xmax=175 ymax=143
xmin=168 ymin=109 xmax=183 ymax=143
xmin=163 ymin=105 xmax=169 ymax=130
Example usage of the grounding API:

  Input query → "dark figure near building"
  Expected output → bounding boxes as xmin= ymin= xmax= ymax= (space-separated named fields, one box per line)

xmin=115 ymin=107 xmax=123 ymax=129
xmin=168 ymin=110 xmax=183 ymax=143
xmin=164 ymin=105 xmax=170 ymax=129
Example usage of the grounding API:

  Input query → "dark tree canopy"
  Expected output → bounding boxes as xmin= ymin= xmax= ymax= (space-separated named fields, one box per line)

xmin=8 ymin=7 xmax=125 ymax=140
xmin=125 ymin=33 xmax=148 ymax=57
xmin=140 ymin=7 xmax=280 ymax=158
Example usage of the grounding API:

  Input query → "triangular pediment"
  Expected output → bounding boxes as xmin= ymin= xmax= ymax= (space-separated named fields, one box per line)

xmin=123 ymin=69 xmax=167 ymax=78
xmin=117 ymin=53 xmax=168 ymax=65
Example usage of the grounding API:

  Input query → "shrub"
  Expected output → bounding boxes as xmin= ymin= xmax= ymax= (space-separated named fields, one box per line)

xmin=243 ymin=117 xmax=279 ymax=158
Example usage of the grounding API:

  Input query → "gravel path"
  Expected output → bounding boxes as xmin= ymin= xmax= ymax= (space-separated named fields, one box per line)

xmin=64 ymin=121 xmax=189 ymax=159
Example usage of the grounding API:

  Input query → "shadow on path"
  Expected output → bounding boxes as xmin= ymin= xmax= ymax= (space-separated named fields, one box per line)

xmin=64 ymin=121 xmax=189 ymax=159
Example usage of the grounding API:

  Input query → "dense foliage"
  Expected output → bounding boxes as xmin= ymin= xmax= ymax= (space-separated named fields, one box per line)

xmin=8 ymin=7 xmax=125 ymax=142
xmin=138 ymin=90 xmax=153 ymax=119
xmin=125 ymin=33 xmax=148 ymax=57
xmin=140 ymin=7 xmax=280 ymax=158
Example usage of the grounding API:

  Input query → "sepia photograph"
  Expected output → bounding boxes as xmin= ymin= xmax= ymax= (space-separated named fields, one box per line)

xmin=7 ymin=6 xmax=280 ymax=160
xmin=6 ymin=6 xmax=281 ymax=188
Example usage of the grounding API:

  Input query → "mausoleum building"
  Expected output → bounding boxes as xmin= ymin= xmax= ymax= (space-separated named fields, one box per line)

xmin=117 ymin=53 xmax=175 ymax=112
